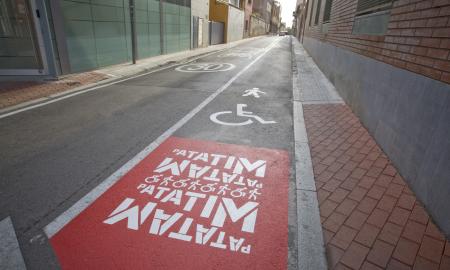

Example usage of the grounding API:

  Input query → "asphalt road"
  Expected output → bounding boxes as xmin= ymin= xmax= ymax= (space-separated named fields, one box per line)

xmin=0 ymin=36 xmax=297 ymax=269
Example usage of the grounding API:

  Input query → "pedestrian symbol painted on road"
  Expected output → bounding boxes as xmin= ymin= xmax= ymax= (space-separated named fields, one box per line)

xmin=176 ymin=63 xmax=235 ymax=72
xmin=49 ymin=137 xmax=289 ymax=269
xmin=210 ymin=104 xmax=276 ymax=126
xmin=242 ymin=88 xmax=266 ymax=98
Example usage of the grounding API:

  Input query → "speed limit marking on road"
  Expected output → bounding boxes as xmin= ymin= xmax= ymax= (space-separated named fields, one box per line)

xmin=175 ymin=63 xmax=236 ymax=72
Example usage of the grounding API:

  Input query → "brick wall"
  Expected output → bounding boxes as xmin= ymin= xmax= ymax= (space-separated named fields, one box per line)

xmin=303 ymin=0 xmax=450 ymax=83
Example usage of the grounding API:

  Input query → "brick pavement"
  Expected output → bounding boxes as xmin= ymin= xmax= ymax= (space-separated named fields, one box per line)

xmin=0 ymin=72 xmax=109 ymax=110
xmin=303 ymin=103 xmax=450 ymax=270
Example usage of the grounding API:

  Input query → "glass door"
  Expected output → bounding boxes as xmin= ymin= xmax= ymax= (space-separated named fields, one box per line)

xmin=0 ymin=0 xmax=48 ymax=75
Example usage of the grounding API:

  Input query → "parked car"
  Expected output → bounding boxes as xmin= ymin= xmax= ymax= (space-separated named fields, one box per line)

xmin=279 ymin=31 xmax=288 ymax=36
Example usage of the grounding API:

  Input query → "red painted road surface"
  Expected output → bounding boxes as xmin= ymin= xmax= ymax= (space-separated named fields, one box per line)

xmin=50 ymin=137 xmax=289 ymax=269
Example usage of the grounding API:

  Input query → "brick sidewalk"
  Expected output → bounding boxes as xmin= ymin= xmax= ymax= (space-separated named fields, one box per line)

xmin=303 ymin=104 xmax=449 ymax=270
xmin=0 ymin=72 xmax=109 ymax=110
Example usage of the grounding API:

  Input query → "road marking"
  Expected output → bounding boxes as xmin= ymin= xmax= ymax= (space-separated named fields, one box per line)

xmin=175 ymin=63 xmax=235 ymax=72
xmin=50 ymin=137 xmax=289 ymax=269
xmin=45 ymin=37 xmax=281 ymax=238
xmin=210 ymin=104 xmax=277 ymax=126
xmin=242 ymin=88 xmax=266 ymax=98
xmin=0 ymin=217 xmax=27 ymax=270
xmin=0 ymin=49 xmax=228 ymax=120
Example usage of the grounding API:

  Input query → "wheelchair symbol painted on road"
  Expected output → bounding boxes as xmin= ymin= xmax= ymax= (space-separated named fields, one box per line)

xmin=210 ymin=104 xmax=277 ymax=126
xmin=175 ymin=63 xmax=235 ymax=72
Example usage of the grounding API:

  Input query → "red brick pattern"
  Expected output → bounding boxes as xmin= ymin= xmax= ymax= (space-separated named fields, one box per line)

xmin=303 ymin=104 xmax=450 ymax=270
xmin=0 ymin=72 xmax=110 ymax=109
xmin=304 ymin=0 xmax=450 ymax=83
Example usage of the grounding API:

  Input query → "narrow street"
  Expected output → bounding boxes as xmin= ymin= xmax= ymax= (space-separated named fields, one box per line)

xmin=1 ymin=36 xmax=299 ymax=269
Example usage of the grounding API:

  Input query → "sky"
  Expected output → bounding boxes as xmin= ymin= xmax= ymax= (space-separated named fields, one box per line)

xmin=279 ymin=0 xmax=297 ymax=27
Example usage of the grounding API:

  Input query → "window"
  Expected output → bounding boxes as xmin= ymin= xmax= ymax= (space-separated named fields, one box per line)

xmin=323 ymin=0 xmax=333 ymax=23
xmin=314 ymin=0 xmax=322 ymax=25
xmin=356 ymin=0 xmax=392 ymax=15
xmin=308 ymin=0 xmax=315 ymax=26
xmin=229 ymin=0 xmax=240 ymax=8
xmin=352 ymin=0 xmax=393 ymax=35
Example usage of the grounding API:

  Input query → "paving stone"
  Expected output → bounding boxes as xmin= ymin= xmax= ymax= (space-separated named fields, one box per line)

xmin=348 ymin=186 xmax=369 ymax=202
xmin=397 ymin=194 xmax=416 ymax=210
xmin=378 ymin=222 xmax=403 ymax=245
xmin=387 ymin=259 xmax=412 ymax=270
xmin=389 ymin=207 xmax=412 ymax=227
xmin=355 ymin=223 xmax=381 ymax=248
xmin=440 ymin=256 xmax=450 ymax=270
xmin=393 ymin=238 xmax=420 ymax=266
xmin=409 ymin=205 xmax=429 ymax=225
xmin=323 ymin=179 xmax=343 ymax=192
xmin=326 ymin=244 xmax=345 ymax=269
xmin=425 ymin=222 xmax=445 ymax=241
xmin=367 ymin=240 xmax=395 ymax=268
xmin=402 ymin=221 xmax=426 ymax=244
xmin=357 ymin=197 xmax=379 ymax=214
xmin=377 ymin=195 xmax=398 ymax=213
xmin=328 ymin=188 xmax=350 ymax=203
xmin=341 ymin=242 xmax=370 ymax=270
xmin=330 ymin=225 xmax=358 ymax=250
xmin=385 ymin=183 xmax=405 ymax=198
xmin=318 ymin=189 xmax=331 ymax=205
xmin=367 ymin=209 xmax=390 ymax=228
xmin=320 ymin=200 xmax=339 ymax=218
xmin=359 ymin=176 xmax=377 ymax=189
xmin=323 ymin=212 xmax=348 ymax=233
xmin=361 ymin=261 xmax=383 ymax=270
xmin=375 ymin=174 xmax=394 ymax=188
xmin=367 ymin=185 xmax=386 ymax=200
xmin=345 ymin=210 xmax=369 ymax=230
xmin=336 ymin=198 xmax=358 ymax=216
xmin=413 ymin=256 xmax=439 ymax=270
xmin=383 ymin=165 xmax=397 ymax=176
xmin=418 ymin=236 xmax=445 ymax=264
xmin=340 ymin=177 xmax=359 ymax=191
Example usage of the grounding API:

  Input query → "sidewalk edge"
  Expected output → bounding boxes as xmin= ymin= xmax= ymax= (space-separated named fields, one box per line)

xmin=291 ymin=36 xmax=328 ymax=270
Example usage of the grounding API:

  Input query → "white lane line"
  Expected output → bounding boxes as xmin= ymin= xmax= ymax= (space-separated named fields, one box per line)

xmin=0 ymin=49 xmax=224 ymax=120
xmin=291 ymin=36 xmax=328 ymax=270
xmin=44 ymin=37 xmax=281 ymax=238
xmin=0 ymin=217 xmax=27 ymax=270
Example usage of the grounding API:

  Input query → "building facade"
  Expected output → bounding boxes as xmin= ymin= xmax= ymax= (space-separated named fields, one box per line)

xmin=209 ymin=0 xmax=244 ymax=43
xmin=192 ymin=0 xmax=209 ymax=48
xmin=301 ymin=0 xmax=450 ymax=236
xmin=243 ymin=0 xmax=253 ymax=37
xmin=1 ymin=0 xmax=193 ymax=79
xmin=270 ymin=1 xmax=281 ymax=33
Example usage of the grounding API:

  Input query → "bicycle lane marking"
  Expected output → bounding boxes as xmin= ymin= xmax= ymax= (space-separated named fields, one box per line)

xmin=50 ymin=137 xmax=289 ymax=269
xmin=44 ymin=38 xmax=286 ymax=269
xmin=44 ymin=37 xmax=280 ymax=238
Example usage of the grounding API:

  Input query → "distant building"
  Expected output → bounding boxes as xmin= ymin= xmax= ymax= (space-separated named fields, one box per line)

xmin=270 ymin=1 xmax=281 ymax=34
xmin=192 ymin=0 xmax=210 ymax=48
xmin=243 ymin=0 xmax=253 ymax=38
xmin=209 ymin=0 xmax=245 ymax=43
xmin=293 ymin=0 xmax=305 ymax=40
xmin=252 ymin=0 xmax=271 ymax=33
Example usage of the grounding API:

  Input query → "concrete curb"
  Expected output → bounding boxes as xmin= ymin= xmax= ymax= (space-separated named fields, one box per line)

xmin=291 ymin=36 xmax=328 ymax=270
xmin=0 ymin=36 xmax=264 ymax=118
